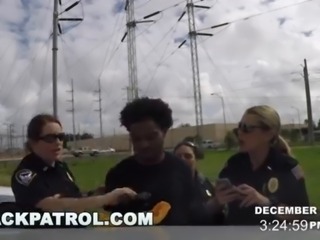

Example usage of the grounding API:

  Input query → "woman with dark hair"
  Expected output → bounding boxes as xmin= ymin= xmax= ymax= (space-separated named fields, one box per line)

xmin=173 ymin=141 xmax=214 ymax=203
xmin=11 ymin=113 xmax=137 ymax=214
xmin=173 ymin=141 xmax=224 ymax=224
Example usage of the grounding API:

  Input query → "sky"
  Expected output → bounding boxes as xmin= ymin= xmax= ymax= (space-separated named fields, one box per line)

xmin=0 ymin=0 xmax=320 ymax=144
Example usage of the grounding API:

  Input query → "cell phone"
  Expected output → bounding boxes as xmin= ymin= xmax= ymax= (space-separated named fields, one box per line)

xmin=216 ymin=178 xmax=233 ymax=189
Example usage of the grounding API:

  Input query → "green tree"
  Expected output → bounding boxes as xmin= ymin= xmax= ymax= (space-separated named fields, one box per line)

xmin=224 ymin=131 xmax=237 ymax=150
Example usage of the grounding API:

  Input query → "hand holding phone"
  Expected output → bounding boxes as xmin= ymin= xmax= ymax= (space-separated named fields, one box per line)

xmin=215 ymin=178 xmax=233 ymax=190
xmin=215 ymin=178 xmax=240 ymax=205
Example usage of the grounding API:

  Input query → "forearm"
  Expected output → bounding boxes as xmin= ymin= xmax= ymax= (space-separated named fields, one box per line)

xmin=37 ymin=195 xmax=107 ymax=213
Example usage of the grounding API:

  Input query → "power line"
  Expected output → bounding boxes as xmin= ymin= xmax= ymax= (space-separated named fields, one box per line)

xmin=197 ymin=0 xmax=313 ymax=32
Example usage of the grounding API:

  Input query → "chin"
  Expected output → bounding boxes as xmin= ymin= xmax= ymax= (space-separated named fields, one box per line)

xmin=52 ymin=154 xmax=62 ymax=161
xmin=238 ymin=145 xmax=249 ymax=152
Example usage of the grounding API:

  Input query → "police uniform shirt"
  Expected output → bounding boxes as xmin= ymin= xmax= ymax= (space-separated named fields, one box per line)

xmin=194 ymin=171 xmax=214 ymax=203
xmin=218 ymin=147 xmax=309 ymax=225
xmin=194 ymin=171 xmax=225 ymax=225
xmin=11 ymin=153 xmax=82 ymax=210
xmin=104 ymin=152 xmax=205 ymax=225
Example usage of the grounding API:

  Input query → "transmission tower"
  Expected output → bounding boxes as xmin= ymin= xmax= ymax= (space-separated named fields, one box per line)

xmin=52 ymin=0 xmax=83 ymax=118
xmin=121 ymin=0 xmax=153 ymax=102
xmin=67 ymin=79 xmax=77 ymax=148
xmin=94 ymin=79 xmax=103 ymax=139
xmin=185 ymin=0 xmax=212 ymax=144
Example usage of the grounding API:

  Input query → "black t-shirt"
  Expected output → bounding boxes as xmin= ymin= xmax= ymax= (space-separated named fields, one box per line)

xmin=104 ymin=152 xmax=205 ymax=225
xmin=11 ymin=153 xmax=82 ymax=210
xmin=219 ymin=148 xmax=310 ymax=225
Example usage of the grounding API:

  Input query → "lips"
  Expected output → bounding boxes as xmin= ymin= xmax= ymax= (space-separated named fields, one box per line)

xmin=53 ymin=148 xmax=61 ymax=153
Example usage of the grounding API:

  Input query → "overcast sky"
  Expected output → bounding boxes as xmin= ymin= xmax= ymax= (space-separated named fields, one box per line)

xmin=0 ymin=0 xmax=320 ymax=139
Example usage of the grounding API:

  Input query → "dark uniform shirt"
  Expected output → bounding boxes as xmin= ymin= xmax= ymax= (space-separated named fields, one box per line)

xmin=11 ymin=153 xmax=82 ymax=211
xmin=194 ymin=172 xmax=215 ymax=203
xmin=219 ymin=147 xmax=310 ymax=225
xmin=194 ymin=172 xmax=225 ymax=225
xmin=104 ymin=152 xmax=206 ymax=225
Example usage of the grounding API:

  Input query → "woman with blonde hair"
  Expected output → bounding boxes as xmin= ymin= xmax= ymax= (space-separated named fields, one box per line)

xmin=212 ymin=105 xmax=309 ymax=225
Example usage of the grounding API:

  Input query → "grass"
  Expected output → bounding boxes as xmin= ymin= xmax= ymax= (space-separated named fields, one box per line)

xmin=0 ymin=146 xmax=319 ymax=207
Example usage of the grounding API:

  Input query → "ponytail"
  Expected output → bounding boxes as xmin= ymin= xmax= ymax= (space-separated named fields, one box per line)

xmin=274 ymin=135 xmax=292 ymax=157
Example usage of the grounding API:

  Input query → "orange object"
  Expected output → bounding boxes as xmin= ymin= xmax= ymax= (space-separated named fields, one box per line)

xmin=151 ymin=201 xmax=171 ymax=225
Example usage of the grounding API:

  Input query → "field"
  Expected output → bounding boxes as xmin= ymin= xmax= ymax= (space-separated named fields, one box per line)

xmin=0 ymin=146 xmax=319 ymax=207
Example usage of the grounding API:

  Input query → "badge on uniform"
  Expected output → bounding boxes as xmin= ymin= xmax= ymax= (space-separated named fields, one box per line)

xmin=15 ymin=169 xmax=37 ymax=186
xmin=267 ymin=177 xmax=279 ymax=193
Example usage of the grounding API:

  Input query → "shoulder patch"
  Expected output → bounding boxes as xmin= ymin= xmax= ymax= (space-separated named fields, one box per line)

xmin=15 ymin=169 xmax=37 ymax=186
xmin=291 ymin=165 xmax=304 ymax=180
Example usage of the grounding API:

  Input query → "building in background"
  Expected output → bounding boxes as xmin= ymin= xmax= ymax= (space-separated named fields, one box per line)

xmin=71 ymin=122 xmax=307 ymax=152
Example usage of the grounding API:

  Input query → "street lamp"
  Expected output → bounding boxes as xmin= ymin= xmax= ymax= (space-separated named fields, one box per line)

xmin=211 ymin=93 xmax=227 ymax=134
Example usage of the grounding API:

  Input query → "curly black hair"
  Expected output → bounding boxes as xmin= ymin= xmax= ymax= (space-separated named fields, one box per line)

xmin=120 ymin=97 xmax=173 ymax=131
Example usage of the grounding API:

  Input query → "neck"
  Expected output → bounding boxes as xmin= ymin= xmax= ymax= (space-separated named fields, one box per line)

xmin=248 ymin=146 xmax=270 ymax=170
xmin=137 ymin=151 xmax=165 ymax=165
xmin=32 ymin=152 xmax=55 ymax=166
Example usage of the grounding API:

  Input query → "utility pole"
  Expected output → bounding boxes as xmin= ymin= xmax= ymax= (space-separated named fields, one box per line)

xmin=185 ymin=0 xmax=212 ymax=146
xmin=94 ymin=79 xmax=103 ymax=139
xmin=303 ymin=59 xmax=314 ymax=145
xmin=122 ymin=86 xmax=134 ymax=154
xmin=121 ymin=0 xmax=154 ymax=102
xmin=8 ymin=124 xmax=14 ymax=150
xmin=52 ymin=0 xmax=59 ymax=118
xmin=211 ymin=93 xmax=227 ymax=135
xmin=22 ymin=125 xmax=25 ymax=148
xmin=52 ymin=0 xmax=83 ymax=118
xmin=67 ymin=79 xmax=77 ymax=149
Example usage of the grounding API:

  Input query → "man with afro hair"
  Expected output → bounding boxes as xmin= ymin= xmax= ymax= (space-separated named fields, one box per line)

xmin=103 ymin=97 xmax=210 ymax=225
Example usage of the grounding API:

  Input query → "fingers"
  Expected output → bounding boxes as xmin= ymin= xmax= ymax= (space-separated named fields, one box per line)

xmin=239 ymin=195 xmax=255 ymax=208
xmin=221 ymin=193 xmax=240 ymax=203
xmin=119 ymin=187 xmax=137 ymax=197
xmin=216 ymin=187 xmax=241 ymax=204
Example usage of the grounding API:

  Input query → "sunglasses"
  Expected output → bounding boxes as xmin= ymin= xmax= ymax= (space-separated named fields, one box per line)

xmin=39 ymin=133 xmax=65 ymax=143
xmin=183 ymin=141 xmax=196 ymax=148
xmin=237 ymin=122 xmax=269 ymax=134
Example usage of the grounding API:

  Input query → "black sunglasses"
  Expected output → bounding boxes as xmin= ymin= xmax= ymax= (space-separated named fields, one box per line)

xmin=39 ymin=133 xmax=65 ymax=143
xmin=237 ymin=122 xmax=269 ymax=133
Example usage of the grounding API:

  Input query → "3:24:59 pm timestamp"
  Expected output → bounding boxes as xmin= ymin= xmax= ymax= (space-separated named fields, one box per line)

xmin=260 ymin=219 xmax=320 ymax=231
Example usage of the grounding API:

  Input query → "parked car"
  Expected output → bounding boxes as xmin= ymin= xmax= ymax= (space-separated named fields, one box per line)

xmin=0 ymin=186 xmax=15 ymax=203
xmin=89 ymin=148 xmax=116 ymax=156
xmin=202 ymin=140 xmax=222 ymax=149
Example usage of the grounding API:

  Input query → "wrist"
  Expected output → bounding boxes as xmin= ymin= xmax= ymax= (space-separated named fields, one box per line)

xmin=97 ymin=194 xmax=110 ymax=206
